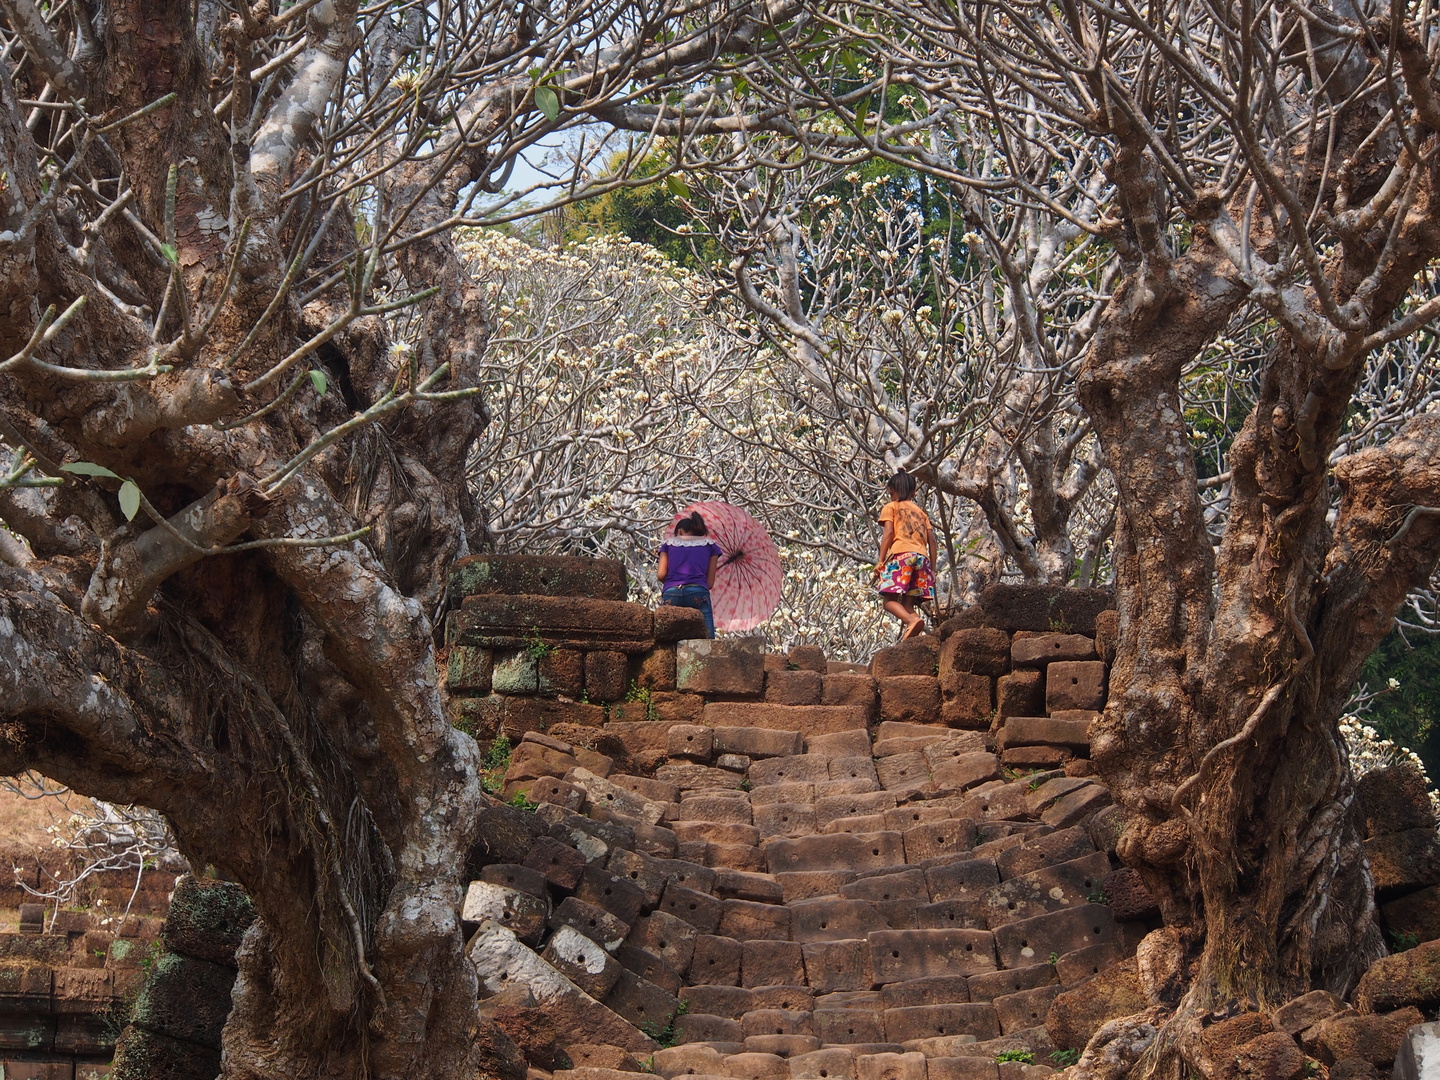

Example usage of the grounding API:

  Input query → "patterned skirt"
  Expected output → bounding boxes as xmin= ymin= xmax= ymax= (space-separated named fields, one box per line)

xmin=877 ymin=552 xmax=935 ymax=599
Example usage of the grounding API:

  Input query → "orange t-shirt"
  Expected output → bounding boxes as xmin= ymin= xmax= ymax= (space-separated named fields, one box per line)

xmin=879 ymin=500 xmax=932 ymax=559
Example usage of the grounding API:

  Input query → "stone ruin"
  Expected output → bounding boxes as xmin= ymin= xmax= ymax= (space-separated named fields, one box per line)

xmin=449 ymin=555 xmax=1440 ymax=1080
xmin=7 ymin=552 xmax=1440 ymax=1078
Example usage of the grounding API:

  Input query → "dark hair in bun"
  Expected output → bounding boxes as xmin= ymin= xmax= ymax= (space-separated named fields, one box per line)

xmin=675 ymin=511 xmax=708 ymax=536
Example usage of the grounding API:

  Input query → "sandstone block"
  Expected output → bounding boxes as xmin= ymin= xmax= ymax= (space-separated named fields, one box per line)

xmin=739 ymin=940 xmax=807 ymax=988
xmin=551 ymin=897 xmax=630 ymax=953
xmin=932 ymin=753 xmax=1002 ymax=793
xmin=767 ymin=833 xmax=904 ymax=875
xmin=856 ymin=1052 xmax=926 ymax=1080
xmin=753 ymin=782 xmax=817 ymax=806
xmin=998 ymin=716 xmax=1093 ymax=751
xmin=1009 ymin=634 xmax=1096 ymax=667
xmin=802 ymin=940 xmax=875 ymax=993
xmin=456 ymin=595 xmax=654 ymax=651
xmin=940 ymin=673 xmax=994 ymax=729
xmin=682 ymin=984 xmax=754 ymax=1020
xmin=879 ymin=678 xmax=943 ymax=725
xmin=790 ymin=898 xmax=890 ymax=943
xmin=926 ymin=858 xmax=1001 ymax=903
xmin=994 ymin=905 xmax=1116 ymax=969
xmin=1273 ymin=990 xmax=1348 ymax=1035
xmin=903 ymin=822 xmax=977 ymax=864
xmin=977 ymin=585 xmax=1113 ymax=636
xmin=1043 ymin=956 xmax=1147 ymax=1051
xmin=1043 ymin=946 xmax=1118 ymax=994
xmin=691 ymin=935 xmax=743 ymax=986
xmin=605 ymin=970 xmax=680 ymax=1037
xmin=1044 ymin=663 xmax=1107 ymax=713
xmin=873 ymin=753 xmax=929 ymax=795
xmin=867 ymin=929 xmax=998 ymax=983
xmin=779 ymin=871 xmax=855 ymax=903
xmin=626 ymin=911 xmax=698 ymax=978
xmin=659 ymin=884 xmax=724 ymax=934
xmin=822 ymin=675 xmax=879 ymax=715
xmin=449 ymin=645 xmax=495 ymax=693
xmin=479 ymin=864 xmax=548 ymax=899
xmin=825 ymin=815 xmax=888 ymax=835
xmin=707 ymin=704 xmax=871 ymax=737
xmin=1381 ymin=885 xmax=1440 ymax=945
xmin=563 ymin=1046 xmax=645 ymax=1072
xmin=981 ymin=852 xmax=1110 ymax=928
xmin=784 ymin=645 xmax=827 ymax=672
xmin=586 ymin=651 xmax=630 ymax=703
xmin=1312 ymin=1007 xmax=1425 ymax=1066
xmin=750 ymin=756 xmax=829 ymax=787
xmin=715 ymin=727 xmax=804 ymax=760
xmin=1355 ymin=940 xmax=1440 ymax=1013
xmin=831 ymin=757 xmax=882 ymax=785
xmin=633 ymin=646 xmax=679 ymax=692
xmin=1001 ymin=747 xmax=1073 ymax=769
xmin=544 ymin=926 xmax=625 ymax=999
xmin=656 ymin=606 xmax=710 ymax=643
xmin=755 ymin=804 xmax=818 ymax=840
xmin=766 ymin=671 xmax=824 ymax=706
xmin=1041 ymin=785 xmax=1112 ymax=829
xmin=940 ymin=629 xmax=1012 ymax=677
xmin=657 ymin=763 xmax=745 ymax=793
xmin=873 ymin=639 xmax=941 ymax=679
xmin=1367 ymin=829 xmax=1440 ymax=899
xmin=653 ymin=1045 xmax=726 ymax=1077
xmin=915 ymin=899 xmax=987 ymax=931
xmin=1085 ymin=806 xmax=1125 ymax=858
xmin=969 ymin=965 xmax=1058 ymax=1003
xmin=463 ymin=882 xmax=550 ymax=943
xmin=1024 ymin=778 xmax=1092 ymax=817
xmin=1357 ymin=764 xmax=1437 ymax=837
xmin=742 ymin=1010 xmax=816 ymax=1039
xmin=674 ymin=796 xmax=754 ymax=825
xmin=884 ymin=1004 xmax=999 ymax=1043
xmin=449 ymin=555 xmax=628 ymax=601
xmin=525 ymin=836 xmax=589 ymax=890
xmin=842 ymin=870 xmax=930 ymax=904
xmin=790 ymin=1048 xmax=858 ymax=1080
xmin=505 ymin=698 xmax=606 ymax=739
xmin=537 ymin=648 xmax=586 ymax=697
xmin=678 ymin=639 xmax=766 ymax=696
xmin=715 ymin=869 xmax=783 ymax=905
xmin=668 ymin=725 xmax=715 ymax=762
xmin=720 ymin=900 xmax=793 ymax=943
xmin=527 ymin=776 xmax=587 ymax=811
xmin=996 ymin=672 xmax=1044 ymax=720
xmin=879 ymin=976 xmax=971 ymax=1009
xmin=928 ymin=1059 xmax=1000 ymax=1080
xmin=674 ymin=1013 xmax=743 ymax=1043
xmin=1391 ymin=1019 xmax=1440 ymax=1080
xmin=816 ymin=1009 xmax=887 ymax=1044
xmin=994 ymin=985 xmax=1062 ymax=1035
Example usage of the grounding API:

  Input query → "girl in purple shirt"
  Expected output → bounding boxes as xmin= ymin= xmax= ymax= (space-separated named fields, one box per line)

xmin=657 ymin=512 xmax=722 ymax=638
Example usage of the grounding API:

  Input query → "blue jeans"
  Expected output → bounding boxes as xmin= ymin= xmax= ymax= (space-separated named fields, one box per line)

xmin=661 ymin=585 xmax=715 ymax=638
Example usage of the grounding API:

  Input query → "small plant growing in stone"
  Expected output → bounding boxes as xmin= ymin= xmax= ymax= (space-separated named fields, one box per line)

xmin=1389 ymin=929 xmax=1421 ymax=952
xmin=1050 ymin=1049 xmax=1080 ymax=1067
xmin=1048 ymin=951 xmax=1060 ymax=965
xmin=1087 ymin=888 xmax=1109 ymax=905
xmin=626 ymin=681 xmax=657 ymax=721
xmin=996 ymin=1051 xmax=1034 ymax=1064
xmin=508 ymin=790 xmax=538 ymax=812
xmin=524 ymin=626 xmax=555 ymax=662
xmin=480 ymin=735 xmax=513 ymax=796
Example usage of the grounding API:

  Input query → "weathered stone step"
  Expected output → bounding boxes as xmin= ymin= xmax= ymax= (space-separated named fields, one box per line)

xmin=702 ymin=704 xmax=872 ymax=737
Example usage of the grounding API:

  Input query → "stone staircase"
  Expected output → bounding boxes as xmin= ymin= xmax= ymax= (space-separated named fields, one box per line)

xmin=450 ymin=558 xmax=1146 ymax=1080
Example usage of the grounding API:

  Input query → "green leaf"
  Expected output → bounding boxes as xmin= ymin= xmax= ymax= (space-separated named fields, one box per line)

xmin=665 ymin=174 xmax=689 ymax=199
xmin=840 ymin=49 xmax=859 ymax=77
xmin=854 ymin=97 xmax=869 ymax=131
xmin=60 ymin=461 xmax=121 ymax=479
xmin=534 ymin=86 xmax=560 ymax=121
xmin=160 ymin=243 xmax=178 ymax=264
xmin=309 ymin=369 xmax=328 ymax=396
xmin=118 ymin=480 xmax=141 ymax=522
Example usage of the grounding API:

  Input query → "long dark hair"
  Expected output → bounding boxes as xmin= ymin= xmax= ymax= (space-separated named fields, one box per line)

xmin=675 ymin=511 xmax=708 ymax=536
xmin=887 ymin=470 xmax=917 ymax=500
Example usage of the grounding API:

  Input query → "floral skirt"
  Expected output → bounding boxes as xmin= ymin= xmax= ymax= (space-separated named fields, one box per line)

xmin=877 ymin=552 xmax=935 ymax=599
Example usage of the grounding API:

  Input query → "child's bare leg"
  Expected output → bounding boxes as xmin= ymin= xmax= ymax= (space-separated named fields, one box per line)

xmin=883 ymin=597 xmax=924 ymax=633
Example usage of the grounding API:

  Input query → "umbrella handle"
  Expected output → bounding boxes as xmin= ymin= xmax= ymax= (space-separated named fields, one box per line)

xmin=719 ymin=550 xmax=744 ymax=568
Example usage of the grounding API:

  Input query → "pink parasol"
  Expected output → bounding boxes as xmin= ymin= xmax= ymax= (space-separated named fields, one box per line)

xmin=667 ymin=501 xmax=783 ymax=632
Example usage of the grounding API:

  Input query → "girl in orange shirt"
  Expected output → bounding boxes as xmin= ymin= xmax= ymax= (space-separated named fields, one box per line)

xmin=869 ymin=470 xmax=937 ymax=640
